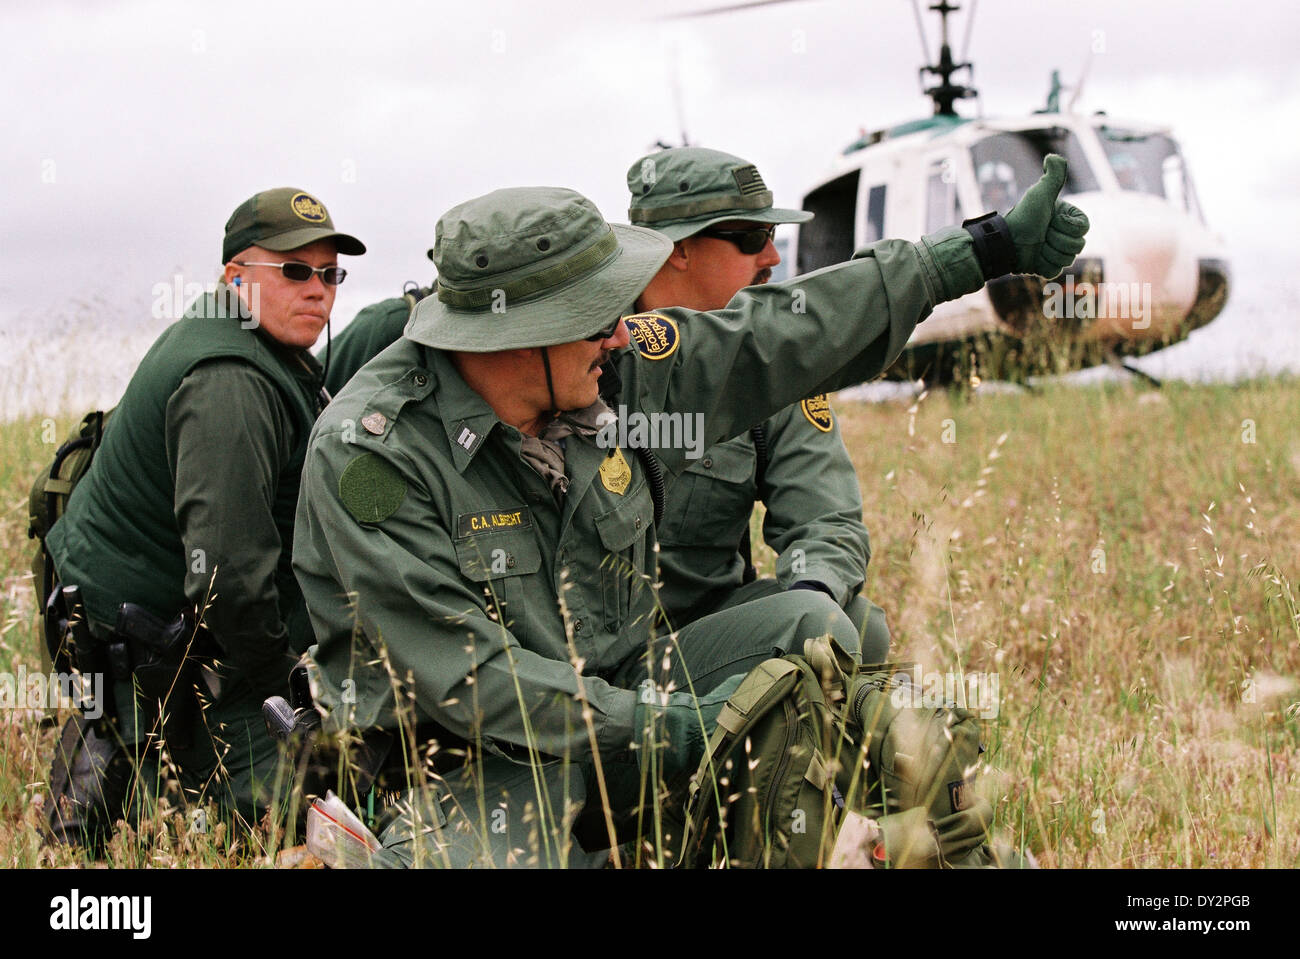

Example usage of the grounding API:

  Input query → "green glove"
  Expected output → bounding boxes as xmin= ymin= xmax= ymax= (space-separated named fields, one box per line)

xmin=1004 ymin=154 xmax=1090 ymax=279
xmin=633 ymin=673 xmax=745 ymax=788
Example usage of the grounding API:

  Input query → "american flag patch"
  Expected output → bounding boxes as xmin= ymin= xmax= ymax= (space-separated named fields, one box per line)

xmin=732 ymin=165 xmax=767 ymax=196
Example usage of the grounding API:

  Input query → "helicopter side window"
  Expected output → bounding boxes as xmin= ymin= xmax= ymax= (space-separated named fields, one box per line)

xmin=925 ymin=160 xmax=961 ymax=234
xmin=864 ymin=185 xmax=886 ymax=244
xmin=969 ymin=130 xmax=1099 ymax=206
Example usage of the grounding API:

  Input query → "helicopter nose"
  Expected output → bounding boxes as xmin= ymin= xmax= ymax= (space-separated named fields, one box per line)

xmin=1121 ymin=217 xmax=1178 ymax=287
xmin=1077 ymin=194 xmax=1200 ymax=341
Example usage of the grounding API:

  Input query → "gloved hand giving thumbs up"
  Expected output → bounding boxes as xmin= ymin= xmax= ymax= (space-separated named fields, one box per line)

xmin=1002 ymin=154 xmax=1090 ymax=279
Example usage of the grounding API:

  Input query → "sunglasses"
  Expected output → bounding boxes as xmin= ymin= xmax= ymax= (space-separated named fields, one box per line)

xmin=697 ymin=224 xmax=776 ymax=255
xmin=585 ymin=318 xmax=622 ymax=342
xmin=234 ymin=261 xmax=348 ymax=285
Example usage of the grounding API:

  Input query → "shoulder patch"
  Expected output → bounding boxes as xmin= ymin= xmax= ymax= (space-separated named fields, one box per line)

xmin=624 ymin=313 xmax=680 ymax=360
xmin=800 ymin=394 xmax=834 ymax=432
xmin=339 ymin=453 xmax=407 ymax=524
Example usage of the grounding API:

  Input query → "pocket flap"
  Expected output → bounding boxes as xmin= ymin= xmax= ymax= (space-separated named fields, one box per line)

xmin=594 ymin=487 xmax=652 ymax=552
xmin=684 ymin=438 xmax=755 ymax=484
xmin=454 ymin=532 xmax=542 ymax=582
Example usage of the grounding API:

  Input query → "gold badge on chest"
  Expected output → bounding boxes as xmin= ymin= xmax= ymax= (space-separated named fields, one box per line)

xmin=599 ymin=447 xmax=631 ymax=495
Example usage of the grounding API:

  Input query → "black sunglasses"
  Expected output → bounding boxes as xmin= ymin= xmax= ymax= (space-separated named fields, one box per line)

xmin=234 ymin=260 xmax=348 ymax=285
xmin=697 ymin=224 xmax=776 ymax=255
xmin=585 ymin=318 xmax=622 ymax=342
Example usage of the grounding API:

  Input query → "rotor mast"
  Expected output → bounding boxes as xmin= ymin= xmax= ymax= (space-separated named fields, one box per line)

xmin=919 ymin=1 xmax=976 ymax=116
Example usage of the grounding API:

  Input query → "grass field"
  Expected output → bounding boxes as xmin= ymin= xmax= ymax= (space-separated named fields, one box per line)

xmin=2 ymin=377 xmax=1297 ymax=867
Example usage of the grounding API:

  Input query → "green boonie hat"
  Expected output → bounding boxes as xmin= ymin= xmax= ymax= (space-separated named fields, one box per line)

xmin=222 ymin=187 xmax=366 ymax=264
xmin=626 ymin=147 xmax=813 ymax=241
xmin=406 ymin=187 xmax=672 ymax=352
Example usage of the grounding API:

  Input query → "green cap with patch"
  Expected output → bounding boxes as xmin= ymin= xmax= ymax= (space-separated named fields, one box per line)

xmin=627 ymin=147 xmax=813 ymax=241
xmin=222 ymin=187 xmax=366 ymax=264
xmin=406 ymin=186 xmax=671 ymax=352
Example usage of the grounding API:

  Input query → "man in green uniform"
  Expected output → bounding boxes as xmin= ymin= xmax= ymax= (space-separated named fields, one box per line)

xmin=627 ymin=147 xmax=888 ymax=660
xmin=45 ymin=188 xmax=364 ymax=844
xmin=293 ymin=160 xmax=1087 ymax=867
xmin=320 ymin=282 xmax=431 ymax=397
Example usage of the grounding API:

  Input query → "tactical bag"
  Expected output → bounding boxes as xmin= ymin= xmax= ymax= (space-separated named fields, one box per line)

xmin=27 ymin=409 xmax=113 ymax=674
xmin=678 ymin=637 xmax=1019 ymax=868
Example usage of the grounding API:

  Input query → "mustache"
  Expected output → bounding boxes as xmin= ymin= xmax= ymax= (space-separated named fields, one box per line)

xmin=753 ymin=268 xmax=772 ymax=285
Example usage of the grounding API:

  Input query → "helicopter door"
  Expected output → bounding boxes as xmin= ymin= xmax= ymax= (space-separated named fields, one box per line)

xmin=796 ymin=169 xmax=859 ymax=275
xmin=925 ymin=157 xmax=965 ymax=233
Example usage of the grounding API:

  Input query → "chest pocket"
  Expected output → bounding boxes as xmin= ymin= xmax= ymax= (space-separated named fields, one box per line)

xmin=454 ymin=532 xmax=543 ymax=646
xmin=658 ymin=438 xmax=757 ymax=547
xmin=593 ymin=484 xmax=654 ymax=633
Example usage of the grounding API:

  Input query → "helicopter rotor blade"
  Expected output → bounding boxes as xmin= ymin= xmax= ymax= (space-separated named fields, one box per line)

xmin=661 ymin=0 xmax=823 ymax=20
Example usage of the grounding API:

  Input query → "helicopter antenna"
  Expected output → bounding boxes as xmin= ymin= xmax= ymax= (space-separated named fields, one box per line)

xmin=910 ymin=0 xmax=932 ymax=65
xmin=1067 ymin=45 xmax=1095 ymax=113
xmin=916 ymin=1 xmax=976 ymax=116
xmin=667 ymin=42 xmax=692 ymax=147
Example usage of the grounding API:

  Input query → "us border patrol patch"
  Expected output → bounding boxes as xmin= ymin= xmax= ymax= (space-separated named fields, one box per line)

xmin=290 ymin=192 xmax=328 ymax=222
xmin=339 ymin=453 xmax=406 ymax=524
xmin=625 ymin=313 xmax=680 ymax=360
xmin=800 ymin=394 xmax=833 ymax=432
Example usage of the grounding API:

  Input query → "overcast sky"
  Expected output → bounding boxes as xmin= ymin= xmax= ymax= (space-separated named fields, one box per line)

xmin=1 ymin=0 xmax=1296 ymax=389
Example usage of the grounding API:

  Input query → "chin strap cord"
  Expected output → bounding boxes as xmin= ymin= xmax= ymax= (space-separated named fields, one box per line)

xmin=540 ymin=346 xmax=559 ymax=417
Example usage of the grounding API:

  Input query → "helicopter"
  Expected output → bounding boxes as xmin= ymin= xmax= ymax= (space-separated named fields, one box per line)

xmin=676 ymin=0 xmax=1232 ymax=384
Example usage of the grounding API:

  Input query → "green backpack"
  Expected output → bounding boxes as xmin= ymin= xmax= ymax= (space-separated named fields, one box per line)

xmin=677 ymin=637 xmax=1024 ymax=869
xmin=27 ymin=409 xmax=113 ymax=675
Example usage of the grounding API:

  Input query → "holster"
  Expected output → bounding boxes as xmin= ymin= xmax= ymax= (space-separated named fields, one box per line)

xmin=43 ymin=586 xmax=216 ymax=850
xmin=114 ymin=602 xmax=218 ymax=751
xmin=49 ymin=585 xmax=125 ymax=735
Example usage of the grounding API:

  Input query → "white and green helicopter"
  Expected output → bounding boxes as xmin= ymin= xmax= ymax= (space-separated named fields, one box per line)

xmin=680 ymin=0 xmax=1231 ymax=384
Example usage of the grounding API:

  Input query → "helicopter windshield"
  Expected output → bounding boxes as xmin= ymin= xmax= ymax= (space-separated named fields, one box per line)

xmin=1098 ymin=127 xmax=1202 ymax=218
xmin=970 ymin=129 xmax=1098 ymax=212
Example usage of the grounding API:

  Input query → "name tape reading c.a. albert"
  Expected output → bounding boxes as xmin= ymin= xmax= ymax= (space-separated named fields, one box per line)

xmin=456 ymin=508 xmax=533 ymax=538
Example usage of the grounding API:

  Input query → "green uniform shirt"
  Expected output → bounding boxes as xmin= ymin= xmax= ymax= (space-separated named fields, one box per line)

xmin=321 ymin=303 xmax=871 ymax=633
xmin=656 ymin=396 xmax=868 ymax=626
xmin=320 ymin=295 xmax=415 ymax=397
xmin=294 ymin=232 xmax=969 ymax=764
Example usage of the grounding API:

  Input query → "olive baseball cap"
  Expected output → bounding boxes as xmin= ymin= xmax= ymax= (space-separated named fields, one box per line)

xmin=406 ymin=187 xmax=672 ymax=352
xmin=222 ymin=187 xmax=366 ymax=264
xmin=627 ymin=147 xmax=813 ymax=241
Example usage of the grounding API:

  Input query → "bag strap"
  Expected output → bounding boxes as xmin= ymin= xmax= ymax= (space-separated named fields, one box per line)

xmin=679 ymin=658 xmax=801 ymax=867
xmin=737 ymin=424 xmax=769 ymax=585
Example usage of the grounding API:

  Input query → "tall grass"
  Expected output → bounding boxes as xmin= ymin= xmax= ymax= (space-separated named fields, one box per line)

xmin=2 ymin=377 xmax=1297 ymax=867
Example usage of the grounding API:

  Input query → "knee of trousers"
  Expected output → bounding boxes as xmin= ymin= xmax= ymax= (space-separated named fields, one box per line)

xmin=771 ymin=589 xmax=862 ymax=660
xmin=845 ymin=595 xmax=891 ymax=664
